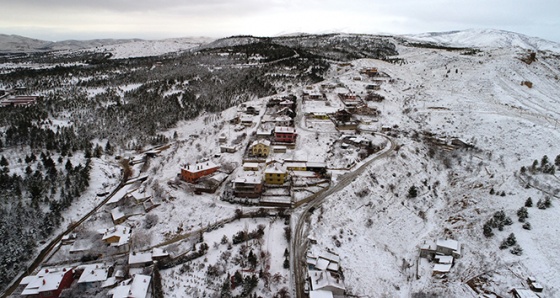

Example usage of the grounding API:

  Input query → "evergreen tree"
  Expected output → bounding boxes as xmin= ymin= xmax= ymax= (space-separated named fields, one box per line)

xmin=0 ymin=156 xmax=9 ymax=167
xmin=525 ymin=197 xmax=533 ymax=207
xmin=248 ymin=250 xmax=258 ymax=269
xmin=555 ymin=154 xmax=560 ymax=167
xmin=483 ymin=221 xmax=494 ymax=237
xmin=407 ymin=185 xmax=418 ymax=198
xmin=541 ymin=155 xmax=549 ymax=168
xmin=522 ymin=222 xmax=532 ymax=230
xmin=517 ymin=207 xmax=529 ymax=222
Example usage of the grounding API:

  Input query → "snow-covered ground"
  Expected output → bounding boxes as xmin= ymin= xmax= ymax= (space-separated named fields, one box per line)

xmin=6 ymin=29 xmax=560 ymax=298
xmin=302 ymin=35 xmax=560 ymax=297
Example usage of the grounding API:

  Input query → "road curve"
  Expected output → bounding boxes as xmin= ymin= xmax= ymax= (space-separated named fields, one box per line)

xmin=291 ymin=133 xmax=396 ymax=298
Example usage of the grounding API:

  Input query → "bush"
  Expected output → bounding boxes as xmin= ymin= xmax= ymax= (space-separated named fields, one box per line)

xmin=510 ymin=244 xmax=523 ymax=255
xmin=144 ymin=214 xmax=159 ymax=229
xmin=522 ymin=222 xmax=532 ymax=230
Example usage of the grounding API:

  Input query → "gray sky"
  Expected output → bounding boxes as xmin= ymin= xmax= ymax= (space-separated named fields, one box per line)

xmin=1 ymin=0 xmax=559 ymax=42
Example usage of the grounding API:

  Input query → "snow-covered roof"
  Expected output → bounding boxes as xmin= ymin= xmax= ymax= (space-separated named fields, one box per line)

xmin=285 ymin=161 xmax=307 ymax=167
xmin=102 ymin=277 xmax=119 ymax=288
xmin=20 ymin=267 xmax=73 ymax=295
xmin=265 ymin=164 xmax=286 ymax=174
xmin=240 ymin=114 xmax=253 ymax=122
xmin=434 ymin=255 xmax=453 ymax=264
xmin=316 ymin=258 xmax=330 ymax=271
xmin=250 ymin=139 xmax=271 ymax=148
xmin=130 ymin=274 xmax=151 ymax=298
xmin=274 ymin=126 xmax=296 ymax=134
xmin=309 ymin=270 xmax=345 ymax=292
xmin=436 ymin=238 xmax=459 ymax=251
xmin=106 ymin=183 xmax=138 ymax=205
xmin=291 ymin=171 xmax=317 ymax=177
xmin=128 ymin=251 xmax=153 ymax=266
xmin=77 ymin=263 xmax=109 ymax=283
xmin=433 ymin=263 xmax=452 ymax=273
xmin=183 ymin=160 xmax=219 ymax=173
xmin=243 ymin=162 xmax=261 ymax=168
xmin=306 ymin=162 xmax=327 ymax=168
xmin=102 ymin=225 xmax=132 ymax=246
xmin=511 ymin=289 xmax=540 ymax=298
xmin=309 ymin=290 xmax=334 ymax=298
xmin=152 ymin=248 xmax=169 ymax=258
xmin=234 ymin=173 xmax=263 ymax=185
xmin=111 ymin=207 xmax=125 ymax=221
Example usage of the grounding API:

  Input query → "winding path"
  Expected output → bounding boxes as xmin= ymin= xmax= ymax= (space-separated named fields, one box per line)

xmin=290 ymin=133 xmax=396 ymax=298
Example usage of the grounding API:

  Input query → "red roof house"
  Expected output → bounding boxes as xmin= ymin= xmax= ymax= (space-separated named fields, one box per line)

xmin=181 ymin=161 xmax=220 ymax=183
xmin=20 ymin=267 xmax=74 ymax=298
xmin=274 ymin=126 xmax=297 ymax=143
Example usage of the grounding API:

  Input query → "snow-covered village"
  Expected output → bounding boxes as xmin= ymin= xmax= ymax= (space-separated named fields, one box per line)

xmin=1 ymin=28 xmax=560 ymax=298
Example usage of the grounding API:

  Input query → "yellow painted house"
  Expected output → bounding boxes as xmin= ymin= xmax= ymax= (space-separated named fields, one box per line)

xmin=250 ymin=139 xmax=271 ymax=157
xmin=284 ymin=162 xmax=307 ymax=171
xmin=264 ymin=163 xmax=287 ymax=185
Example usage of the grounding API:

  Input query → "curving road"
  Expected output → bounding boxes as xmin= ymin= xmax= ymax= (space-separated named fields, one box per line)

xmin=291 ymin=133 xmax=396 ymax=298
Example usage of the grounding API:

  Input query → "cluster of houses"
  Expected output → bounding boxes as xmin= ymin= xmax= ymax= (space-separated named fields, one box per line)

xmin=419 ymin=238 xmax=462 ymax=276
xmin=16 ymin=263 xmax=153 ymax=298
xmin=301 ymin=67 xmax=390 ymax=133
xmin=306 ymin=250 xmax=346 ymax=298
xmin=231 ymin=160 xmax=327 ymax=206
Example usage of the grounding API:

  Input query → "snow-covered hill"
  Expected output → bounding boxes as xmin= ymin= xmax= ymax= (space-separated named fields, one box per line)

xmin=403 ymin=28 xmax=560 ymax=52
xmin=0 ymin=34 xmax=214 ymax=58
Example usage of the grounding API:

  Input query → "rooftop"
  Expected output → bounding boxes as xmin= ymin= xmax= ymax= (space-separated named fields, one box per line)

xmin=20 ymin=267 xmax=73 ymax=295
xmin=77 ymin=263 xmax=109 ymax=284
xmin=183 ymin=160 xmax=219 ymax=173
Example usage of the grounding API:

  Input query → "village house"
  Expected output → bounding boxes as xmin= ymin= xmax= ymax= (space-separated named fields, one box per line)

xmin=101 ymin=225 xmax=132 ymax=251
xmin=436 ymin=238 xmax=462 ymax=258
xmin=245 ymin=106 xmax=260 ymax=115
xmin=181 ymin=160 xmax=220 ymax=183
xmin=306 ymin=162 xmax=327 ymax=174
xmin=511 ymin=288 xmax=541 ymax=298
xmin=249 ymin=140 xmax=271 ymax=157
xmin=284 ymin=161 xmax=307 ymax=171
xmin=76 ymin=263 xmax=110 ymax=291
xmin=360 ymin=67 xmax=378 ymax=77
xmin=264 ymin=163 xmax=288 ymax=185
xmin=272 ymin=145 xmax=287 ymax=153
xmin=274 ymin=126 xmax=297 ymax=143
xmin=240 ymin=114 xmax=254 ymax=126
xmin=110 ymin=207 xmax=127 ymax=225
xmin=308 ymin=270 xmax=345 ymax=297
xmin=307 ymin=251 xmax=340 ymax=273
xmin=233 ymin=172 xmax=264 ymax=198
xmin=110 ymin=274 xmax=151 ymax=298
xmin=274 ymin=106 xmax=294 ymax=117
xmin=311 ymin=112 xmax=330 ymax=120
xmin=274 ymin=115 xmax=292 ymax=126
xmin=19 ymin=267 xmax=74 ymax=298
xmin=220 ymin=145 xmax=237 ymax=153
xmin=243 ymin=162 xmax=261 ymax=171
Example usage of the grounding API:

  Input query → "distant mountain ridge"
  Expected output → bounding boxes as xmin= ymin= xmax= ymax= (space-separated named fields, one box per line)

xmin=2 ymin=29 xmax=559 ymax=56
xmin=0 ymin=34 xmax=142 ymax=53
xmin=402 ymin=28 xmax=560 ymax=52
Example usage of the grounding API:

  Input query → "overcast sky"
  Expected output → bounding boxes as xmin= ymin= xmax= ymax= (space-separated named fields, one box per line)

xmin=0 ymin=0 xmax=559 ymax=42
